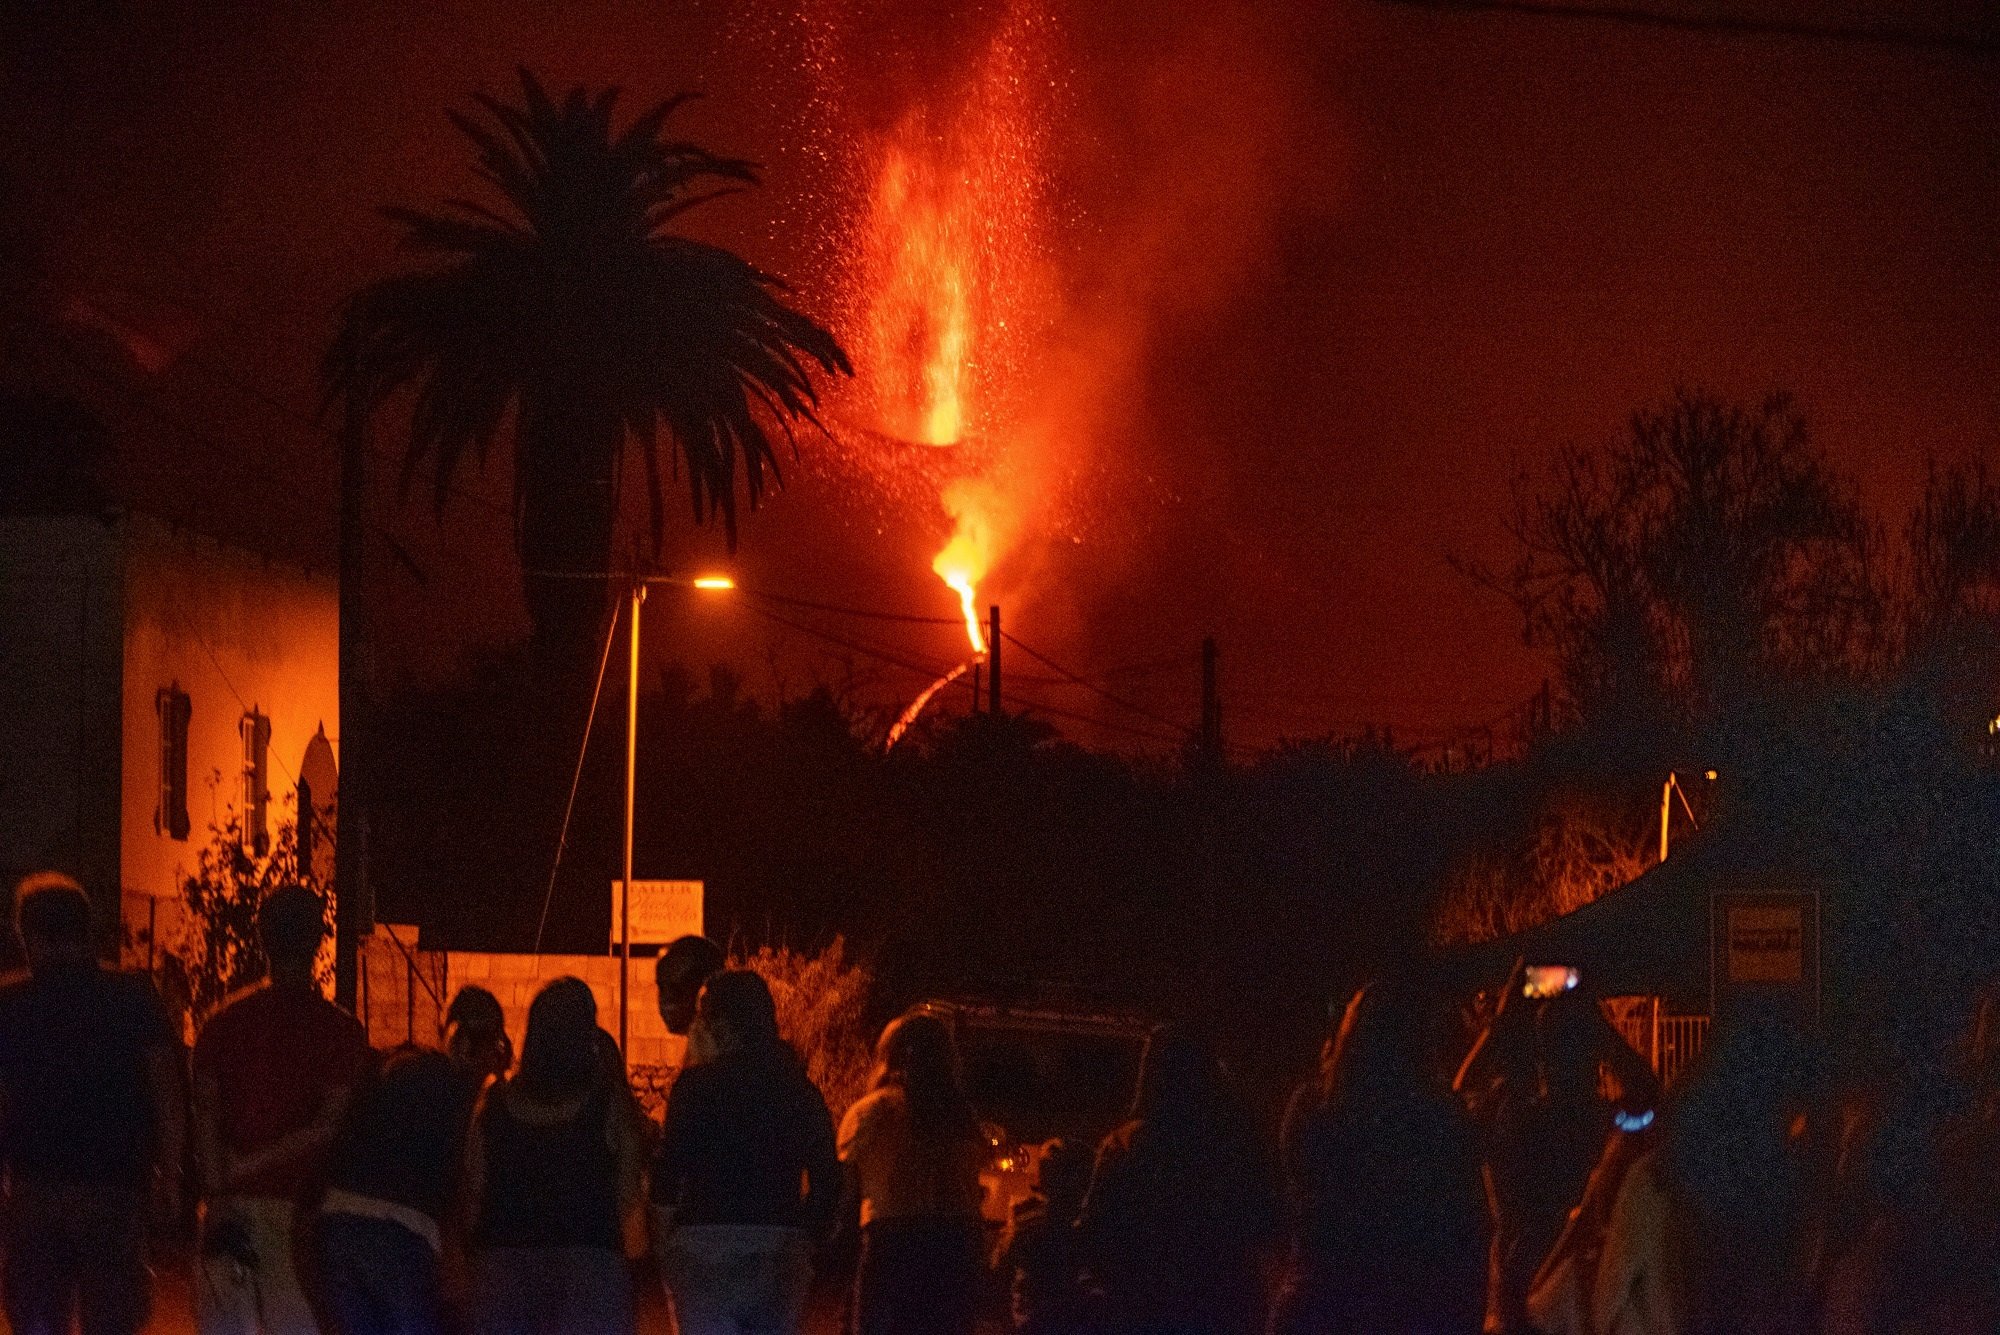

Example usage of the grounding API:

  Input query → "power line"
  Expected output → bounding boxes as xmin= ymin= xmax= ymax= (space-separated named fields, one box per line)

xmin=745 ymin=604 xmax=1186 ymax=747
xmin=742 ymin=586 xmax=962 ymax=627
xmin=533 ymin=595 xmax=623 ymax=959
xmin=1003 ymin=693 xmax=1188 ymax=747
xmin=744 ymin=603 xmax=964 ymax=684
xmin=999 ymin=629 xmax=1190 ymax=734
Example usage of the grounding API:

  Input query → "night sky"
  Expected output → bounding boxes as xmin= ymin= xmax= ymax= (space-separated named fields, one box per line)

xmin=5 ymin=0 xmax=1995 ymax=751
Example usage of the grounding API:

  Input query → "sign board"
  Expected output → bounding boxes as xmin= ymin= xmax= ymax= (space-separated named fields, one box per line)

xmin=610 ymin=879 xmax=703 ymax=949
xmin=1710 ymin=890 xmax=1819 ymax=1024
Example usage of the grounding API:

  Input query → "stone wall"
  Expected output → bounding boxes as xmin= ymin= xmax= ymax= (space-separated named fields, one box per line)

xmin=358 ymin=925 xmax=684 ymax=1069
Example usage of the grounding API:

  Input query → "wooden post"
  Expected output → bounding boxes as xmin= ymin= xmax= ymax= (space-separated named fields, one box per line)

xmin=988 ymin=605 xmax=1001 ymax=715
xmin=334 ymin=420 xmax=366 ymax=1010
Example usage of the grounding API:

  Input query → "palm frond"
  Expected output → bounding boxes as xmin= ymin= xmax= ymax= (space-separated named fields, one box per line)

xmin=326 ymin=67 xmax=852 ymax=647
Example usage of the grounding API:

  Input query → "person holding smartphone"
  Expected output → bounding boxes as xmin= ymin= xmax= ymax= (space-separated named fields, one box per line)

xmin=1457 ymin=961 xmax=1660 ymax=1334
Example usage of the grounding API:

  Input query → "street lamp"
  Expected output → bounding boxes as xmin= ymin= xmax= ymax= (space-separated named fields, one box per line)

xmin=1659 ymin=768 xmax=1717 ymax=863
xmin=617 ymin=572 xmax=734 ymax=1058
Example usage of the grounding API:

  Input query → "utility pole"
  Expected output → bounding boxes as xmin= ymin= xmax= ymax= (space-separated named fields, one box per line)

xmin=969 ymin=661 xmax=982 ymax=713
xmin=1200 ymin=636 xmax=1221 ymax=761
xmin=988 ymin=605 xmax=1002 ymax=715
xmin=333 ymin=421 xmax=366 ymax=1012
xmin=619 ymin=581 xmax=644 ymax=1060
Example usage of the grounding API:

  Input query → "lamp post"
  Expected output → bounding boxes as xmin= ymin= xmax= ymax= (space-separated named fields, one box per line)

xmin=616 ymin=573 xmax=733 ymax=1061
xmin=619 ymin=579 xmax=644 ymax=1059
xmin=1659 ymin=768 xmax=1718 ymax=863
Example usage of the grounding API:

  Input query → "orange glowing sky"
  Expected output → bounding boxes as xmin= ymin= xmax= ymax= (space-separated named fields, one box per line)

xmin=4 ymin=0 xmax=1996 ymax=751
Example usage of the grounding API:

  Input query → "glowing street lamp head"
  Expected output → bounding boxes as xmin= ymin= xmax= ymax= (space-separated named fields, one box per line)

xmin=691 ymin=575 xmax=735 ymax=591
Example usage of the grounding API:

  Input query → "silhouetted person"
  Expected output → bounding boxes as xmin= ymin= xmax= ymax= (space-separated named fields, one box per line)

xmin=193 ymin=883 xmax=367 ymax=1335
xmin=653 ymin=969 xmax=840 ymax=1335
xmin=1273 ymin=983 xmax=1488 ymax=1335
xmin=316 ymin=1048 xmax=465 ymax=1335
xmin=996 ymin=1138 xmax=1094 ymax=1335
xmin=1075 ymin=1027 xmax=1280 ymax=1335
xmin=658 ymin=934 xmax=727 ymax=1063
xmin=436 ymin=985 xmax=511 ymax=1331
xmin=1463 ymin=980 xmax=1659 ymax=1332
xmin=0 ymin=872 xmax=183 ymax=1335
xmin=1821 ymin=993 xmax=2000 ymax=1335
xmin=445 ymin=984 xmax=513 ymax=1090
xmin=1592 ymin=1019 xmax=1823 ymax=1335
xmin=839 ymin=1011 xmax=987 ymax=1335
xmin=467 ymin=976 xmax=646 ymax=1335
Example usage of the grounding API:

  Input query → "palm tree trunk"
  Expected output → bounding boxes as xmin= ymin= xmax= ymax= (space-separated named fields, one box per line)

xmin=517 ymin=394 xmax=622 ymax=663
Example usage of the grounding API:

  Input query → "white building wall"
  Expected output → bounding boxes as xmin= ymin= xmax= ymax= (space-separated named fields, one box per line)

xmin=117 ymin=513 xmax=339 ymax=906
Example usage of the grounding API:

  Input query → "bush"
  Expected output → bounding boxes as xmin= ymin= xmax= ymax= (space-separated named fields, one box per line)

xmin=1433 ymin=799 xmax=1651 ymax=946
xmin=628 ymin=936 xmax=874 ymax=1123
xmin=168 ymin=804 xmax=333 ymax=1024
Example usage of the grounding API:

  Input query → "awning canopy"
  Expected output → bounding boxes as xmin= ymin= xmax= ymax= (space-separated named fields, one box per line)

xmin=1440 ymin=834 xmax=1813 ymax=1012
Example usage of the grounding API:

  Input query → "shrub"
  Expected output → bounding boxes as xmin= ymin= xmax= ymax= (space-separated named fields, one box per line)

xmin=628 ymin=936 xmax=874 ymax=1122
xmin=1434 ymin=800 xmax=1651 ymax=946
xmin=169 ymin=803 xmax=334 ymax=1023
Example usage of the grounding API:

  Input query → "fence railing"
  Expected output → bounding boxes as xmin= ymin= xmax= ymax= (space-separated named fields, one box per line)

xmin=1609 ymin=996 xmax=1711 ymax=1087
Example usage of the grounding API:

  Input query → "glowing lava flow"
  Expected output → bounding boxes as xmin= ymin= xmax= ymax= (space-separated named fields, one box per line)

xmin=883 ymin=661 xmax=972 ymax=752
xmin=937 ymin=564 xmax=986 ymax=655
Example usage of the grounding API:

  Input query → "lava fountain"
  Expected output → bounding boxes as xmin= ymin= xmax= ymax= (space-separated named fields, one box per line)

xmin=842 ymin=1 xmax=1057 ymax=663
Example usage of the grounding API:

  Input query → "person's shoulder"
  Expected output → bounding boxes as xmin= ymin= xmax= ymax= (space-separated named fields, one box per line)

xmin=97 ymin=968 xmax=174 ymax=1034
xmin=475 ymin=1075 xmax=515 ymax=1124
xmin=213 ymin=979 xmax=274 ymax=1017
xmin=195 ymin=982 xmax=267 ymax=1046
xmin=666 ymin=1056 xmax=726 ymax=1104
xmin=0 ymin=968 xmax=34 ymax=1009
xmin=838 ymin=1086 xmax=898 ymax=1141
xmin=847 ymin=1086 xmax=901 ymax=1122
xmin=308 ymin=991 xmax=367 ymax=1039
xmin=1280 ymin=1079 xmax=1321 ymax=1128
xmin=97 ymin=966 xmax=167 ymax=1009
xmin=0 ymin=969 xmax=34 ymax=1038
xmin=764 ymin=1045 xmax=826 ymax=1100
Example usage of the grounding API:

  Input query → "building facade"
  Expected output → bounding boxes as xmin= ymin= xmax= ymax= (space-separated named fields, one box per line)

xmin=0 ymin=509 xmax=338 ymax=964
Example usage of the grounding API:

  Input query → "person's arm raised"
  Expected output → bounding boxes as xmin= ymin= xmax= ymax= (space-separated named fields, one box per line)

xmin=1454 ymin=957 xmax=1529 ymax=1099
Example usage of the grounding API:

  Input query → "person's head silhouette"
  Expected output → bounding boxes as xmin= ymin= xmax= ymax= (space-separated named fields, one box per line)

xmin=13 ymin=871 xmax=95 ymax=974
xmin=697 ymin=969 xmax=780 ymax=1056
xmin=655 ymin=935 xmax=725 ymax=1036
xmin=257 ymin=883 xmax=327 ymax=987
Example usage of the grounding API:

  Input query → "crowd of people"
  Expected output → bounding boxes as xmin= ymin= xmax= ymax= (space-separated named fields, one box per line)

xmin=2 ymin=869 xmax=1999 ymax=1335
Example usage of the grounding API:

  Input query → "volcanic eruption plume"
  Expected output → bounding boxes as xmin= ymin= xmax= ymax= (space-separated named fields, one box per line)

xmin=836 ymin=0 xmax=1058 ymax=663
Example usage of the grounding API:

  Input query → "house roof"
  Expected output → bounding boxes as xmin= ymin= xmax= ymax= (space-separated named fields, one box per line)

xmin=1441 ymin=830 xmax=1817 ymax=1011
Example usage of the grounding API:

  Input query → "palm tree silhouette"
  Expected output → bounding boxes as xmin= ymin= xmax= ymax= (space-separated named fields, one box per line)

xmin=326 ymin=69 xmax=850 ymax=654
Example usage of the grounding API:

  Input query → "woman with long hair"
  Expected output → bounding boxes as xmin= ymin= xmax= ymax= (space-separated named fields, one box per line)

xmin=1591 ymin=1018 xmax=1824 ymax=1335
xmin=1074 ymin=1026 xmax=1280 ymax=1335
xmin=838 ymin=1011 xmax=988 ymax=1335
xmin=465 ymin=977 xmax=647 ymax=1335
xmin=1272 ymin=981 xmax=1489 ymax=1335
